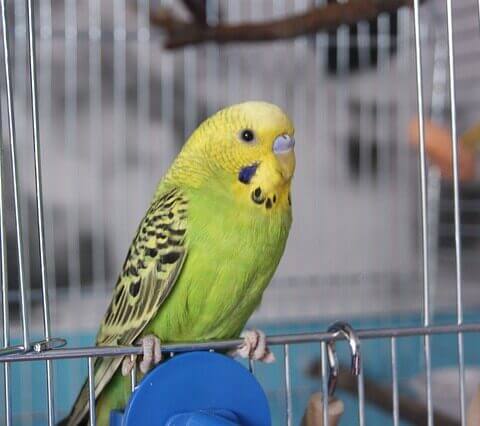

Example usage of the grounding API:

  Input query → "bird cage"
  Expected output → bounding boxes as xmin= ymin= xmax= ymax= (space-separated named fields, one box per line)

xmin=0 ymin=0 xmax=479 ymax=425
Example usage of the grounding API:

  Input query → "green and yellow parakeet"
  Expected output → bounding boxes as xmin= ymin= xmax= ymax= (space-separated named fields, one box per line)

xmin=62 ymin=101 xmax=296 ymax=426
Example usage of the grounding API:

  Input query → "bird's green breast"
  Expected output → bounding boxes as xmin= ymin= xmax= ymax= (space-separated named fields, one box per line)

xmin=144 ymin=183 xmax=292 ymax=342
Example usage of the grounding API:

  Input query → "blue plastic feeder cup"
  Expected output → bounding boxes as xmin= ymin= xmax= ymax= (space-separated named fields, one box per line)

xmin=109 ymin=351 xmax=271 ymax=426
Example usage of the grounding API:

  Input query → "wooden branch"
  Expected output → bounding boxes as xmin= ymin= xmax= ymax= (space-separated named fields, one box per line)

xmin=308 ymin=360 xmax=460 ymax=426
xmin=151 ymin=0 xmax=417 ymax=49
xmin=181 ymin=0 xmax=206 ymax=25
xmin=301 ymin=393 xmax=344 ymax=426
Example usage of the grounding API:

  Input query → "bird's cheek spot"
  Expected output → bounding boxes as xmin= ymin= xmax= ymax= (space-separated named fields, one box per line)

xmin=251 ymin=187 xmax=265 ymax=204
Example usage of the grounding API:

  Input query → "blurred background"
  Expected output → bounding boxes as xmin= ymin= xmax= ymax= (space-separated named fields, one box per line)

xmin=1 ymin=0 xmax=480 ymax=424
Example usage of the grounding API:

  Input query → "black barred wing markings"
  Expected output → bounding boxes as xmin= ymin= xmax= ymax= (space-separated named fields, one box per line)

xmin=97 ymin=188 xmax=187 ymax=345
xmin=65 ymin=188 xmax=187 ymax=426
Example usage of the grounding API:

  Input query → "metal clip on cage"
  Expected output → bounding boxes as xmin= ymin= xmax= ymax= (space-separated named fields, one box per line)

xmin=326 ymin=321 xmax=361 ymax=397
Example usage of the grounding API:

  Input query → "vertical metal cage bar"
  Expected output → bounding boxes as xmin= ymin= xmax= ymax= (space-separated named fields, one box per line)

xmin=272 ymin=0 xmax=286 ymax=106
xmin=14 ymin=0 xmax=33 ymax=364
xmin=39 ymin=0 xmax=57 ymax=324
xmin=320 ymin=342 xmax=329 ymax=426
xmin=226 ymin=2 xmax=239 ymax=104
xmin=357 ymin=364 xmax=365 ymax=426
xmin=377 ymin=13 xmax=390 ymax=179
xmin=45 ymin=359 xmax=55 ymax=425
xmin=334 ymin=22 xmax=349 ymax=277
xmin=284 ymin=344 xmax=292 ymax=426
xmin=65 ymin=0 xmax=81 ymax=298
xmin=241 ymin=1 xmax=251 ymax=100
xmin=183 ymin=0 xmax=197 ymax=139
xmin=426 ymin=166 xmax=440 ymax=319
xmin=293 ymin=0 xmax=306 ymax=174
xmin=427 ymin=5 xmax=446 ymax=297
xmin=478 ymin=0 xmax=480 ymax=30
xmin=130 ymin=355 xmax=136 ymax=393
xmin=137 ymin=0 xmax=151 ymax=208
xmin=206 ymin=0 xmax=220 ymax=114
xmin=113 ymin=0 xmax=128 ymax=272
xmin=88 ymin=356 xmax=96 ymax=426
xmin=357 ymin=21 xmax=371 ymax=180
xmin=113 ymin=0 xmax=127 ymax=269
xmin=0 ymin=0 xmax=30 ymax=351
xmin=25 ymin=0 xmax=55 ymax=423
xmin=184 ymin=47 xmax=197 ymax=139
xmin=412 ymin=1 xmax=433 ymax=425
xmin=0 ymin=71 xmax=11 ymax=426
xmin=396 ymin=7 xmax=412 ymax=280
xmin=26 ymin=0 xmax=50 ymax=343
xmin=430 ymin=19 xmax=447 ymax=123
xmin=1 ymin=363 xmax=10 ymax=425
xmin=380 ymin=13 xmax=395 ymax=275
xmin=89 ymin=0 xmax=106 ymax=292
xmin=27 ymin=0 xmax=54 ymax=419
xmin=159 ymin=0 xmax=174 ymax=174
xmin=391 ymin=337 xmax=399 ymax=426
xmin=254 ymin=0 xmax=268 ymax=102
xmin=445 ymin=0 xmax=467 ymax=423
xmin=314 ymin=0 xmax=327 ymax=234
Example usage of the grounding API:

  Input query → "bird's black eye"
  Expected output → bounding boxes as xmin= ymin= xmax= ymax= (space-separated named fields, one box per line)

xmin=240 ymin=129 xmax=255 ymax=143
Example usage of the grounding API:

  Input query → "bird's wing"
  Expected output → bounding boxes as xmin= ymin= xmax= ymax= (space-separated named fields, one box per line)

xmin=66 ymin=187 xmax=188 ymax=426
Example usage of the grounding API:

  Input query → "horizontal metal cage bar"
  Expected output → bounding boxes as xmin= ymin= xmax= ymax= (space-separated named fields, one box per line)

xmin=1 ymin=322 xmax=479 ymax=363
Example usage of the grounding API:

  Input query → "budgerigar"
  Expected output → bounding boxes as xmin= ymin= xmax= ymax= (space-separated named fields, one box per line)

xmin=61 ymin=101 xmax=296 ymax=426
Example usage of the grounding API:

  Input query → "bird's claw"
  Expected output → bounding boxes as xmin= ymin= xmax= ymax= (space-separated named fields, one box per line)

xmin=121 ymin=355 xmax=135 ymax=377
xmin=138 ymin=335 xmax=162 ymax=373
xmin=230 ymin=329 xmax=275 ymax=363
xmin=121 ymin=335 xmax=162 ymax=377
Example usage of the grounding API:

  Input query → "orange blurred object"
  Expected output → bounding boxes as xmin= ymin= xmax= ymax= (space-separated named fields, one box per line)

xmin=467 ymin=385 xmax=480 ymax=426
xmin=408 ymin=118 xmax=476 ymax=182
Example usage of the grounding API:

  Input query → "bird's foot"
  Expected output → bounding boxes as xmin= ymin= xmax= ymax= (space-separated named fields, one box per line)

xmin=121 ymin=335 xmax=162 ymax=376
xmin=230 ymin=329 xmax=275 ymax=363
xmin=138 ymin=335 xmax=162 ymax=373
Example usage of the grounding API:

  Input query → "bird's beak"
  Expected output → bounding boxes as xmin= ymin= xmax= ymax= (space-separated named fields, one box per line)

xmin=273 ymin=134 xmax=296 ymax=180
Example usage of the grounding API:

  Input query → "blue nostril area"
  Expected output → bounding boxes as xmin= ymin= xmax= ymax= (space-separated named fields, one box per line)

xmin=238 ymin=164 xmax=258 ymax=184
xmin=273 ymin=135 xmax=294 ymax=154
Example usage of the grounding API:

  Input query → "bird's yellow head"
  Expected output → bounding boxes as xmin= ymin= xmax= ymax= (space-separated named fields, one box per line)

xmin=167 ymin=101 xmax=295 ymax=210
